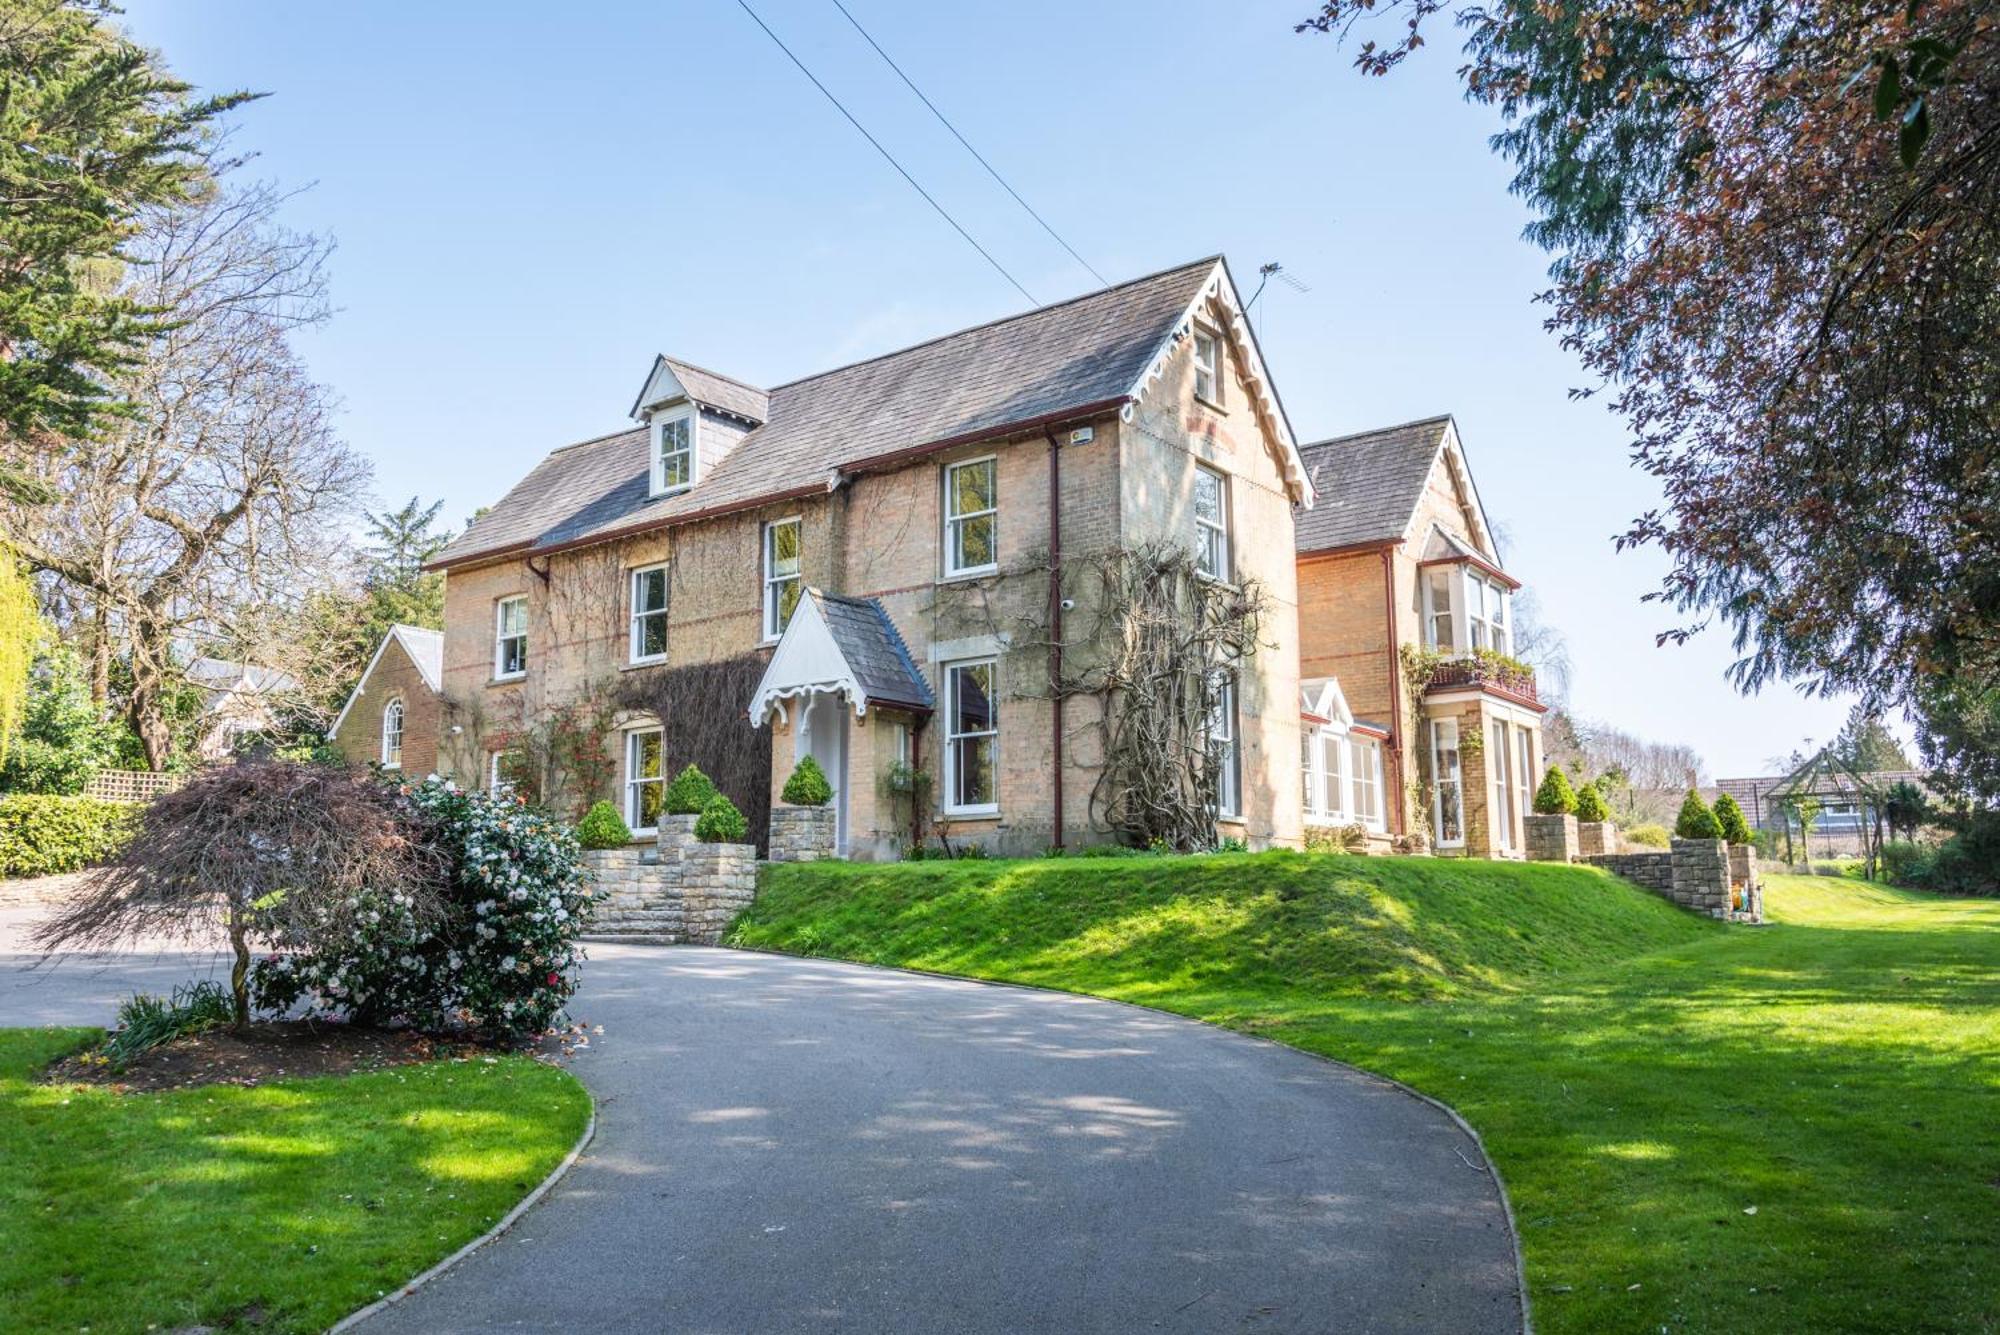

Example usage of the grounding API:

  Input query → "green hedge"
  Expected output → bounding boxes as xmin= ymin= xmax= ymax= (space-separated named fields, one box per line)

xmin=0 ymin=794 xmax=137 ymax=877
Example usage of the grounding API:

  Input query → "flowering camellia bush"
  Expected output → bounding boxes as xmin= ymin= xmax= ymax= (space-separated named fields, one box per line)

xmin=253 ymin=776 xmax=594 ymax=1039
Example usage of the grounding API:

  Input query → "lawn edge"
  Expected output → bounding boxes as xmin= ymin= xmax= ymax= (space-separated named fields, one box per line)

xmin=718 ymin=941 xmax=1535 ymax=1335
xmin=326 ymin=1073 xmax=598 ymax=1335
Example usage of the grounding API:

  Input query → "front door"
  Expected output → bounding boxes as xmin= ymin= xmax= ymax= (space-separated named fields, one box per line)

xmin=798 ymin=692 xmax=850 ymax=855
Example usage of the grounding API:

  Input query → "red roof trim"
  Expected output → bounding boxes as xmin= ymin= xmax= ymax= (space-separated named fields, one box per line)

xmin=1417 ymin=551 xmax=1521 ymax=591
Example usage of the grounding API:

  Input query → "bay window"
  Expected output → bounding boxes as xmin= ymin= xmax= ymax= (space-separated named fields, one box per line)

xmin=1431 ymin=719 xmax=1463 ymax=847
xmin=1350 ymin=736 xmax=1383 ymax=829
xmin=944 ymin=457 xmax=998 ymax=577
xmin=1421 ymin=564 xmax=1513 ymax=658
xmin=944 ymin=658 xmax=998 ymax=814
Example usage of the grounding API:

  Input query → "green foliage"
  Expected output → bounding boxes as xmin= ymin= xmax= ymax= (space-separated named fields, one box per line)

xmin=1712 ymin=791 xmax=1754 ymax=845
xmin=692 ymin=792 xmax=748 ymax=844
xmin=0 ymin=553 xmax=41 ymax=757
xmin=1907 ymin=810 xmax=2000 ymax=897
xmin=663 ymin=763 xmax=719 ymax=816
xmin=0 ymin=1028 xmax=588 ymax=1333
xmin=0 ymin=794 xmax=135 ymax=876
xmin=1625 ymin=823 xmax=1671 ymax=850
xmin=1215 ymin=836 xmax=1249 ymax=853
xmin=1674 ymin=789 xmax=1723 ymax=840
xmin=0 ymin=6 xmax=252 ymax=449
xmin=1878 ymin=839 xmax=1933 ymax=887
xmin=780 ymin=755 xmax=834 ymax=807
xmin=1533 ymin=765 xmax=1578 ymax=815
xmin=574 ymin=799 xmax=632 ymax=850
xmin=0 ymin=649 xmax=118 ymax=794
xmin=1574 ymin=780 xmax=1611 ymax=824
xmin=1882 ymin=780 xmax=1930 ymax=840
xmin=102 ymin=980 xmax=234 ymax=1066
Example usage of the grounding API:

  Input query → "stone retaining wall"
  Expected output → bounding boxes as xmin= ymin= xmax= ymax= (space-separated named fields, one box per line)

xmin=769 ymin=806 xmax=837 ymax=862
xmin=1576 ymin=821 xmax=1617 ymax=857
xmin=1586 ymin=837 xmax=1761 ymax=921
xmin=585 ymin=822 xmax=758 ymax=944
xmin=1524 ymin=813 xmax=1578 ymax=863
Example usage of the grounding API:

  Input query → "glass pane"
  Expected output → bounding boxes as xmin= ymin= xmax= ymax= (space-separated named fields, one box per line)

xmin=633 ymin=567 xmax=666 ymax=614
xmin=662 ymin=450 xmax=690 ymax=489
xmin=634 ymin=731 xmax=663 ymax=780
xmin=955 ymin=735 xmax=995 ymax=807
xmin=1194 ymin=470 xmax=1221 ymax=524
xmin=637 ymin=779 xmax=663 ymax=829
xmin=502 ymin=637 xmax=525 ymax=675
xmin=639 ymin=613 xmax=668 ymax=659
xmin=775 ymin=577 xmax=802 ymax=632
xmin=950 ymin=460 xmax=995 ymax=516
xmin=955 ymin=513 xmax=996 ymax=569
xmin=1438 ymin=782 xmax=1462 ymax=842
xmin=769 ymin=521 xmax=800 ymax=575
xmin=952 ymin=663 xmax=994 ymax=735
xmin=500 ymin=599 xmax=525 ymax=634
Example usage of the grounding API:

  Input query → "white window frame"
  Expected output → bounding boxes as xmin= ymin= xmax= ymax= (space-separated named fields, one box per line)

xmin=943 ymin=657 xmax=999 ymax=816
xmin=380 ymin=698 xmax=404 ymax=769
xmin=489 ymin=749 xmax=517 ymax=797
xmin=628 ymin=562 xmax=669 ymax=664
xmin=1193 ymin=464 xmax=1230 ymax=582
xmin=1514 ymin=725 xmax=1536 ymax=841
xmin=1192 ymin=326 xmax=1222 ymax=406
xmin=1210 ymin=674 xmax=1241 ymax=820
xmin=943 ymin=456 xmax=999 ymax=579
xmin=494 ymin=596 xmax=527 ymax=681
xmin=624 ymin=726 xmax=665 ymax=835
xmin=650 ymin=404 xmax=697 ymax=497
xmin=1349 ymin=736 xmax=1384 ymax=832
xmin=1321 ymin=730 xmax=1347 ymax=822
xmin=1424 ymin=567 xmax=1458 ymax=653
xmin=1492 ymin=718 xmax=1516 ymax=851
xmin=1431 ymin=718 xmax=1464 ymax=848
xmin=762 ymin=516 xmax=802 ymax=642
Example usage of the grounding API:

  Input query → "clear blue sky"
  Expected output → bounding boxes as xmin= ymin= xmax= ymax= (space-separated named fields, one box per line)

xmin=120 ymin=0 xmax=1886 ymax=777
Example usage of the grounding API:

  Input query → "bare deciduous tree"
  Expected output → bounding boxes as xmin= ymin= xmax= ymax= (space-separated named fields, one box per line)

xmin=1 ymin=180 xmax=370 ymax=765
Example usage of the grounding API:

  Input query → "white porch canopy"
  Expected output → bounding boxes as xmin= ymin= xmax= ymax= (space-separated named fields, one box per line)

xmin=748 ymin=588 xmax=933 ymax=727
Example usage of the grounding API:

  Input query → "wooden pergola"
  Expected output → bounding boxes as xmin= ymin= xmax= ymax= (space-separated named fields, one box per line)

xmin=1763 ymin=747 xmax=1889 ymax=877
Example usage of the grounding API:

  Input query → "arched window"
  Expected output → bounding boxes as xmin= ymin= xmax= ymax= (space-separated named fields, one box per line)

xmin=381 ymin=698 xmax=405 ymax=769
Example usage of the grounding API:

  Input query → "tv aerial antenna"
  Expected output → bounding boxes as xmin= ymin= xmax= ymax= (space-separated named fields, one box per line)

xmin=1246 ymin=261 xmax=1311 ymax=336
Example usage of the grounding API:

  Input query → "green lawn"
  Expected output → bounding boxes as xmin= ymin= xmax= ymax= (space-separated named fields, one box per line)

xmin=730 ymin=853 xmax=2000 ymax=1334
xmin=0 ymin=1029 xmax=591 ymax=1334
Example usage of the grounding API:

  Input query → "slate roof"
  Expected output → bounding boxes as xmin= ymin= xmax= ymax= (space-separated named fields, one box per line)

xmin=656 ymin=356 xmax=769 ymax=424
xmin=1292 ymin=416 xmax=1454 ymax=554
xmin=812 ymin=590 xmax=933 ymax=713
xmin=434 ymin=257 xmax=1226 ymax=568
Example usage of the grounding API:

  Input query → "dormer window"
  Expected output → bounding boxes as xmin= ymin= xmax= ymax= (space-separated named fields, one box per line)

xmin=651 ymin=405 xmax=696 ymax=496
xmin=1192 ymin=327 xmax=1221 ymax=406
xmin=1422 ymin=564 xmax=1513 ymax=658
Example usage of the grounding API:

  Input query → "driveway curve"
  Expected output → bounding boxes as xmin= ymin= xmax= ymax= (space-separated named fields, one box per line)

xmin=2 ymin=924 xmax=1524 ymax=1333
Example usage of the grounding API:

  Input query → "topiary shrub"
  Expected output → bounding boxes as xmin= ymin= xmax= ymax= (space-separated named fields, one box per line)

xmin=1712 ymin=791 xmax=1753 ymax=845
xmin=1674 ymin=789 xmax=1723 ymax=840
xmin=1574 ymin=781 xmax=1611 ymax=824
xmin=780 ymin=755 xmax=833 ymax=807
xmin=1532 ymin=766 xmax=1578 ymax=815
xmin=0 ymin=794 xmax=137 ymax=876
xmin=1626 ymin=823 xmax=1671 ymax=849
xmin=693 ymin=792 xmax=748 ymax=843
xmin=663 ymin=764 xmax=719 ymax=816
xmin=575 ymin=799 xmax=632 ymax=849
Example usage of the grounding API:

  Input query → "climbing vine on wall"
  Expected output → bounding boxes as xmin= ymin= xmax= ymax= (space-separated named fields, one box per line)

xmin=614 ymin=655 xmax=772 ymax=856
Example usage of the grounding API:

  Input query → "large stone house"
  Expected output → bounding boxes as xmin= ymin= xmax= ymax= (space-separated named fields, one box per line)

xmin=1293 ymin=416 xmax=1546 ymax=857
xmin=337 ymin=257 xmax=1315 ymax=857
xmin=333 ymin=259 xmax=1545 ymax=860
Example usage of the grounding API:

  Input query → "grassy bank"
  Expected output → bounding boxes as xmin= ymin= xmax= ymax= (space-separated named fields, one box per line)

xmin=0 ymin=1029 xmax=591 ymax=1333
xmin=730 ymin=853 xmax=2000 ymax=1334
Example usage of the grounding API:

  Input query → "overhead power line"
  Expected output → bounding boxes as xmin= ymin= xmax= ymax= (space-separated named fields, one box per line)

xmin=734 ymin=0 xmax=1038 ymax=306
xmin=827 ymin=0 xmax=1109 ymax=289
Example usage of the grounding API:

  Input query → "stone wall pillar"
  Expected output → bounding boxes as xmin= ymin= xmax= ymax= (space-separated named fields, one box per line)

xmin=655 ymin=813 xmax=699 ymax=861
xmin=1669 ymin=837 xmax=1731 ymax=918
xmin=680 ymin=841 xmax=759 ymax=944
xmin=1576 ymin=821 xmax=1617 ymax=858
xmin=1727 ymin=844 xmax=1763 ymax=921
xmin=769 ymin=805 xmax=838 ymax=862
xmin=1524 ymin=813 xmax=1579 ymax=862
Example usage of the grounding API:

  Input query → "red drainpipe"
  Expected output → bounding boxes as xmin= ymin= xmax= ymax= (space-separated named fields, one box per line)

xmin=1381 ymin=545 xmax=1406 ymax=836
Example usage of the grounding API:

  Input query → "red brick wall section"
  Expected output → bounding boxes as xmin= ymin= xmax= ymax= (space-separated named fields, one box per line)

xmin=332 ymin=636 xmax=441 ymax=777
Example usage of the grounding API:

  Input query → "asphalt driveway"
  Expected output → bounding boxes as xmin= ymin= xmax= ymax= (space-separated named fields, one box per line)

xmin=3 ymin=920 xmax=1524 ymax=1333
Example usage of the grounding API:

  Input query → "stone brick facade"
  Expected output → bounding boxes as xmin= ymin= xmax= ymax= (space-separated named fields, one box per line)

xmin=769 ymin=805 xmax=837 ymax=862
xmin=582 ymin=820 xmax=757 ymax=944
xmin=433 ymin=291 xmax=1307 ymax=859
xmin=1576 ymin=821 xmax=1617 ymax=857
